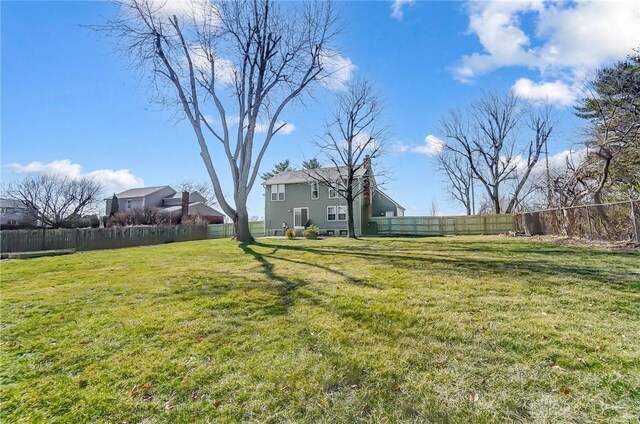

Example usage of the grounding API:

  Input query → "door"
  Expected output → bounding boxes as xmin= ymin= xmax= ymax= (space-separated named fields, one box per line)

xmin=293 ymin=207 xmax=309 ymax=229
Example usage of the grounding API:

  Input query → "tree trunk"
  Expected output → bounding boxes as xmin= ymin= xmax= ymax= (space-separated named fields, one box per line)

xmin=493 ymin=195 xmax=501 ymax=214
xmin=234 ymin=207 xmax=254 ymax=243
xmin=347 ymin=196 xmax=358 ymax=239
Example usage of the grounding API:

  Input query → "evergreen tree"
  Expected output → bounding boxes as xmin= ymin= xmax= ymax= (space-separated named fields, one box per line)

xmin=110 ymin=194 xmax=119 ymax=217
xmin=302 ymin=158 xmax=321 ymax=169
xmin=260 ymin=160 xmax=295 ymax=181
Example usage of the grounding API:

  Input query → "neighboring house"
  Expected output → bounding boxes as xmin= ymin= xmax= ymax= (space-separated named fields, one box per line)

xmin=264 ymin=165 xmax=404 ymax=236
xmin=105 ymin=186 xmax=225 ymax=223
xmin=0 ymin=198 xmax=37 ymax=227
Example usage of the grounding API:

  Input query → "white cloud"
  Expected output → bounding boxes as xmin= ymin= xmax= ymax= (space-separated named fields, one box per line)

xmin=123 ymin=0 xmax=218 ymax=25
xmin=454 ymin=1 xmax=640 ymax=105
xmin=511 ymin=78 xmax=576 ymax=106
xmin=510 ymin=148 xmax=587 ymax=177
xmin=342 ymin=132 xmax=378 ymax=152
xmin=391 ymin=0 xmax=415 ymax=20
xmin=412 ymin=135 xmax=445 ymax=156
xmin=190 ymin=44 xmax=236 ymax=85
xmin=220 ymin=117 xmax=295 ymax=135
xmin=319 ymin=50 xmax=356 ymax=91
xmin=254 ymin=121 xmax=296 ymax=135
xmin=6 ymin=159 xmax=144 ymax=195
xmin=277 ymin=123 xmax=296 ymax=135
xmin=7 ymin=159 xmax=83 ymax=178
xmin=390 ymin=140 xmax=410 ymax=153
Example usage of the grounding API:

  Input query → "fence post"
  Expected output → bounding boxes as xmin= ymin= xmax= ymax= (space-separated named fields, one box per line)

xmin=631 ymin=200 xmax=640 ymax=243
xmin=586 ymin=207 xmax=593 ymax=241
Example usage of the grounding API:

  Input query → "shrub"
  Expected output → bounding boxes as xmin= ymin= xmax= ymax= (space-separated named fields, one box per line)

xmin=303 ymin=225 xmax=319 ymax=239
xmin=181 ymin=214 xmax=208 ymax=225
xmin=106 ymin=208 xmax=172 ymax=227
xmin=285 ymin=227 xmax=297 ymax=240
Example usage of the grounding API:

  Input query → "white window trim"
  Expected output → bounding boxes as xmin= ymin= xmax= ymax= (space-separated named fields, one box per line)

xmin=311 ymin=182 xmax=319 ymax=200
xmin=327 ymin=206 xmax=336 ymax=221
xmin=328 ymin=187 xmax=339 ymax=198
xmin=327 ymin=205 xmax=347 ymax=221
xmin=337 ymin=205 xmax=347 ymax=221
xmin=293 ymin=207 xmax=309 ymax=229
xmin=270 ymin=184 xmax=286 ymax=202
xmin=126 ymin=200 xmax=132 ymax=209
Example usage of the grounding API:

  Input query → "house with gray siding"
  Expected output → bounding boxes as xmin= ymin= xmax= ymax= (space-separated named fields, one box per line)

xmin=264 ymin=166 xmax=403 ymax=236
xmin=0 ymin=198 xmax=37 ymax=227
xmin=105 ymin=186 xmax=225 ymax=222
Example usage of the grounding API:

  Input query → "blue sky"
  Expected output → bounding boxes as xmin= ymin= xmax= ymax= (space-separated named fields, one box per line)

xmin=2 ymin=0 xmax=639 ymax=217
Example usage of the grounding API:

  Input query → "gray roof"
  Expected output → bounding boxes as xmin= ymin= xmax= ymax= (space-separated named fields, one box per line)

xmin=165 ymin=190 xmax=206 ymax=200
xmin=114 ymin=186 xmax=174 ymax=199
xmin=375 ymin=189 xmax=405 ymax=210
xmin=264 ymin=167 xmax=367 ymax=185
xmin=161 ymin=202 xmax=224 ymax=216
xmin=0 ymin=198 xmax=26 ymax=208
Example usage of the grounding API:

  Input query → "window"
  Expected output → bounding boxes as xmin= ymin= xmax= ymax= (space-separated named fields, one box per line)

xmin=327 ymin=206 xmax=347 ymax=221
xmin=311 ymin=182 xmax=319 ymax=199
xmin=327 ymin=206 xmax=336 ymax=221
xmin=126 ymin=200 xmax=132 ymax=209
xmin=328 ymin=187 xmax=338 ymax=198
xmin=270 ymin=184 xmax=285 ymax=201
xmin=339 ymin=230 xmax=348 ymax=236
xmin=337 ymin=206 xmax=347 ymax=221
xmin=293 ymin=207 xmax=309 ymax=228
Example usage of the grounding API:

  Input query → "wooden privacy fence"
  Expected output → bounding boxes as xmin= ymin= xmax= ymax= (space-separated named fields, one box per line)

xmin=207 ymin=221 xmax=265 ymax=238
xmin=0 ymin=225 xmax=209 ymax=253
xmin=371 ymin=214 xmax=516 ymax=236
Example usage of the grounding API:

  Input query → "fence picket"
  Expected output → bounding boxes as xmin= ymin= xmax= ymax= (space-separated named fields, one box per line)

xmin=0 ymin=225 xmax=210 ymax=253
xmin=370 ymin=215 xmax=515 ymax=236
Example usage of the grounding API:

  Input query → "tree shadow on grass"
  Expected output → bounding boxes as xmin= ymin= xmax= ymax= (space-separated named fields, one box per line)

xmin=238 ymin=243 xmax=309 ymax=315
xmin=249 ymin=241 xmax=639 ymax=292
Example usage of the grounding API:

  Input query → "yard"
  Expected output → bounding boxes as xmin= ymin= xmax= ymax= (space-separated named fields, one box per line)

xmin=1 ymin=236 xmax=638 ymax=423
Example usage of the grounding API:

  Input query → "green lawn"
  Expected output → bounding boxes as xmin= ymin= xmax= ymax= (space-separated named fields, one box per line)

xmin=1 ymin=236 xmax=638 ymax=423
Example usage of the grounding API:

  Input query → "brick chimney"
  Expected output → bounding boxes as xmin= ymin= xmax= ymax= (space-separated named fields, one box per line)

xmin=181 ymin=191 xmax=189 ymax=217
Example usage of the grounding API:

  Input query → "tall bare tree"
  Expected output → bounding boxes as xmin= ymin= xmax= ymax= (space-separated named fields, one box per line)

xmin=439 ymin=92 xmax=555 ymax=214
xmin=174 ymin=180 xmax=217 ymax=206
xmin=102 ymin=0 xmax=340 ymax=241
xmin=7 ymin=175 xmax=103 ymax=228
xmin=309 ymin=80 xmax=386 ymax=238
xmin=435 ymin=149 xmax=473 ymax=215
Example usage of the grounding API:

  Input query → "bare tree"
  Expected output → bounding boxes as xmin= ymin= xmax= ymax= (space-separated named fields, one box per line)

xmin=435 ymin=149 xmax=473 ymax=215
xmin=101 ymin=0 xmax=340 ymax=241
xmin=439 ymin=92 xmax=555 ymax=214
xmin=174 ymin=180 xmax=217 ymax=206
xmin=7 ymin=175 xmax=103 ymax=228
xmin=429 ymin=199 xmax=439 ymax=216
xmin=309 ymin=79 xmax=386 ymax=238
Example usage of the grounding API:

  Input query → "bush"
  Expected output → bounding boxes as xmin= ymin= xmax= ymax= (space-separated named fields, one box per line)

xmin=285 ymin=227 xmax=297 ymax=240
xmin=181 ymin=214 xmax=209 ymax=225
xmin=303 ymin=225 xmax=319 ymax=239
xmin=106 ymin=208 xmax=172 ymax=227
xmin=74 ymin=214 xmax=100 ymax=228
